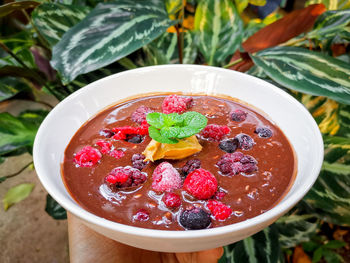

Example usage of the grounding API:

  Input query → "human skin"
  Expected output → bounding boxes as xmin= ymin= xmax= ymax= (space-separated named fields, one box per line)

xmin=68 ymin=213 xmax=224 ymax=263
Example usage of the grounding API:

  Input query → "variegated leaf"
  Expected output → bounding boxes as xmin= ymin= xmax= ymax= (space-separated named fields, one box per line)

xmin=221 ymin=225 xmax=280 ymax=263
xmin=305 ymin=0 xmax=350 ymax=10
xmin=0 ymin=1 xmax=40 ymax=18
xmin=324 ymin=135 xmax=350 ymax=150
xmin=337 ymin=104 xmax=350 ymax=137
xmin=32 ymin=3 xmax=91 ymax=47
xmin=0 ymin=77 xmax=31 ymax=102
xmin=251 ymin=47 xmax=350 ymax=105
xmin=51 ymin=0 xmax=175 ymax=84
xmin=165 ymin=0 xmax=182 ymax=17
xmin=194 ymin=0 xmax=243 ymax=66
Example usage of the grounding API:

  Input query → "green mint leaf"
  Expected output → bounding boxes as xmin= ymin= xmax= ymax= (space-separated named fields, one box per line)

xmin=182 ymin=111 xmax=208 ymax=130
xmin=163 ymin=113 xmax=183 ymax=126
xmin=160 ymin=126 xmax=181 ymax=138
xmin=148 ymin=126 xmax=178 ymax=144
xmin=146 ymin=112 xmax=165 ymax=129
xmin=177 ymin=126 xmax=199 ymax=139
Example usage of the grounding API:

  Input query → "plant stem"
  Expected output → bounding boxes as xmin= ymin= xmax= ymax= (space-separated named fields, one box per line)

xmin=223 ymin=58 xmax=243 ymax=69
xmin=0 ymin=42 xmax=30 ymax=69
xmin=0 ymin=161 xmax=33 ymax=184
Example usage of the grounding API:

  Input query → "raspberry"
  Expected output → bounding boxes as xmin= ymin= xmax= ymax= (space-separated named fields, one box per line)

xmin=219 ymin=138 xmax=239 ymax=153
xmin=109 ymin=149 xmax=125 ymax=159
xmin=131 ymin=153 xmax=148 ymax=170
xmin=183 ymin=168 xmax=217 ymax=200
xmin=136 ymin=121 xmax=149 ymax=135
xmin=214 ymin=190 xmax=226 ymax=200
xmin=106 ymin=166 xmax=147 ymax=188
xmin=99 ymin=128 xmax=115 ymax=138
xmin=217 ymin=152 xmax=257 ymax=176
xmin=162 ymin=193 xmax=181 ymax=209
xmin=235 ymin=133 xmax=255 ymax=150
xmin=95 ymin=140 xmax=112 ymax=154
xmin=207 ymin=200 xmax=232 ymax=220
xmin=74 ymin=146 xmax=101 ymax=167
xmin=152 ymin=162 xmax=182 ymax=192
xmin=200 ymin=124 xmax=230 ymax=141
xmin=231 ymin=109 xmax=247 ymax=122
xmin=179 ymin=207 xmax=211 ymax=230
xmin=112 ymin=121 xmax=149 ymax=141
xmin=162 ymin=95 xmax=193 ymax=114
xmin=133 ymin=209 xmax=149 ymax=221
xmin=131 ymin=106 xmax=153 ymax=124
xmin=181 ymin=159 xmax=201 ymax=176
xmin=255 ymin=127 xmax=273 ymax=138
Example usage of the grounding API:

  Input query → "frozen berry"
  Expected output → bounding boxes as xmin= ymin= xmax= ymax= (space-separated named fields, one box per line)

xmin=109 ymin=149 xmax=125 ymax=159
xmin=99 ymin=128 xmax=115 ymax=138
xmin=231 ymin=109 xmax=247 ymax=122
xmin=136 ymin=121 xmax=149 ymax=135
xmin=183 ymin=168 xmax=217 ymax=200
xmin=106 ymin=166 xmax=147 ymax=188
xmin=181 ymin=159 xmax=201 ymax=176
xmin=207 ymin=200 xmax=232 ymax=220
xmin=133 ymin=209 xmax=149 ymax=221
xmin=219 ymin=138 xmax=239 ymax=153
xmin=96 ymin=140 xmax=112 ymax=154
xmin=162 ymin=95 xmax=193 ymax=114
xmin=179 ymin=207 xmax=211 ymax=230
xmin=235 ymin=133 xmax=255 ymax=150
xmin=200 ymin=124 xmax=230 ymax=141
xmin=126 ymin=134 xmax=143 ymax=144
xmin=163 ymin=193 xmax=181 ymax=209
xmin=152 ymin=162 xmax=182 ymax=192
xmin=105 ymin=172 xmax=129 ymax=184
xmin=217 ymin=152 xmax=257 ymax=176
xmin=74 ymin=146 xmax=102 ymax=167
xmin=131 ymin=153 xmax=148 ymax=170
xmin=255 ymin=127 xmax=273 ymax=138
xmin=214 ymin=190 xmax=226 ymax=200
xmin=131 ymin=106 xmax=153 ymax=124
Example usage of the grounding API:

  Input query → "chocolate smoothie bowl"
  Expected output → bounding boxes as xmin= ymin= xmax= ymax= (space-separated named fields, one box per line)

xmin=33 ymin=65 xmax=323 ymax=252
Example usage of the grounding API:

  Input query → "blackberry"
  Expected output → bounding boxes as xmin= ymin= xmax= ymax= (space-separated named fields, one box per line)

xmin=181 ymin=159 xmax=201 ymax=176
xmin=255 ymin=127 xmax=273 ymax=138
xmin=219 ymin=138 xmax=239 ymax=153
xmin=230 ymin=109 xmax=247 ymax=122
xmin=131 ymin=154 xmax=148 ymax=170
xmin=126 ymin=134 xmax=143 ymax=144
xmin=179 ymin=207 xmax=211 ymax=230
xmin=235 ymin=133 xmax=255 ymax=150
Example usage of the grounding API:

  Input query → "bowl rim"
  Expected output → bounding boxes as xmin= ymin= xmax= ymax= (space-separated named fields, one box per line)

xmin=33 ymin=64 xmax=324 ymax=239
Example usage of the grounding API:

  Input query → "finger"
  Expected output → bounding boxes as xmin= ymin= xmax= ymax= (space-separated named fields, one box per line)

xmin=175 ymin=247 xmax=224 ymax=263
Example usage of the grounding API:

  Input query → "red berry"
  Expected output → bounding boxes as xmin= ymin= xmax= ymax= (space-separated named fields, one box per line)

xmin=74 ymin=146 xmax=101 ymax=167
xmin=105 ymin=166 xmax=147 ymax=188
xmin=183 ymin=168 xmax=217 ymax=200
xmin=163 ymin=193 xmax=181 ymax=208
xmin=200 ymin=124 xmax=230 ymax=141
xmin=136 ymin=121 xmax=149 ymax=135
xmin=131 ymin=106 xmax=153 ymax=124
xmin=105 ymin=172 xmax=129 ymax=184
xmin=162 ymin=95 xmax=193 ymax=114
xmin=109 ymin=149 xmax=125 ymax=159
xmin=96 ymin=140 xmax=112 ymax=154
xmin=133 ymin=209 xmax=149 ymax=221
xmin=152 ymin=162 xmax=182 ymax=192
xmin=214 ymin=191 xmax=226 ymax=200
xmin=207 ymin=200 xmax=232 ymax=220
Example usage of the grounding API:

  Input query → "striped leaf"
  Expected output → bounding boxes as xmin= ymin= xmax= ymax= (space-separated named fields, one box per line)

xmin=51 ymin=0 xmax=175 ymax=84
xmin=304 ymin=161 xmax=350 ymax=226
xmin=194 ymin=0 xmax=243 ymax=66
xmin=221 ymin=225 xmax=280 ymax=263
xmin=305 ymin=0 xmax=350 ymax=10
xmin=324 ymin=135 xmax=350 ymax=150
xmin=251 ymin=46 xmax=350 ymax=105
xmin=337 ymin=104 xmax=350 ymax=136
xmin=0 ymin=1 xmax=40 ymax=18
xmin=32 ymin=3 xmax=91 ymax=47
xmin=307 ymin=9 xmax=350 ymax=40
xmin=0 ymin=77 xmax=30 ymax=102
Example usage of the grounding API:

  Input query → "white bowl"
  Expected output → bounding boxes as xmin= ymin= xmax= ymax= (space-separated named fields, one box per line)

xmin=33 ymin=65 xmax=323 ymax=252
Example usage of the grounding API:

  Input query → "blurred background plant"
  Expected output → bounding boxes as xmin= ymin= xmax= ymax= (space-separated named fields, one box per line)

xmin=0 ymin=0 xmax=349 ymax=262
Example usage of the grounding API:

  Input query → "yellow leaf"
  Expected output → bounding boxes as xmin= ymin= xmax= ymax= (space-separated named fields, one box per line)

xmin=249 ymin=0 xmax=267 ymax=6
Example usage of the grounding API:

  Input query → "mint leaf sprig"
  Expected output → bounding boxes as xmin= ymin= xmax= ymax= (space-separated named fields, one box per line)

xmin=146 ymin=112 xmax=208 ymax=144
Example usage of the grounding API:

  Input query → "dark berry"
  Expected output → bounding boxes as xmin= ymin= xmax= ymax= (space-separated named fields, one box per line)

xmin=179 ymin=207 xmax=211 ymax=230
xmin=217 ymin=152 xmax=257 ymax=176
xmin=133 ymin=209 xmax=149 ymax=221
xmin=126 ymin=134 xmax=143 ymax=144
xmin=131 ymin=106 xmax=153 ymax=124
xmin=231 ymin=109 xmax=247 ymax=122
xmin=200 ymin=124 xmax=230 ymax=141
xmin=106 ymin=166 xmax=147 ymax=189
xmin=131 ymin=153 xmax=148 ymax=170
xmin=99 ymin=129 xmax=115 ymax=138
xmin=163 ymin=193 xmax=181 ymax=209
xmin=235 ymin=133 xmax=255 ymax=150
xmin=255 ymin=127 xmax=273 ymax=138
xmin=219 ymin=138 xmax=239 ymax=153
xmin=181 ymin=159 xmax=201 ymax=176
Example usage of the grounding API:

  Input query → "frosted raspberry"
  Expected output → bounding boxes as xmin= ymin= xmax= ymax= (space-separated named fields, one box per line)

xmin=217 ymin=152 xmax=257 ymax=176
xmin=131 ymin=153 xmax=148 ymax=170
xmin=162 ymin=193 xmax=181 ymax=209
xmin=106 ymin=166 xmax=147 ymax=189
xmin=74 ymin=146 xmax=101 ymax=167
xmin=95 ymin=140 xmax=112 ymax=154
xmin=207 ymin=200 xmax=232 ymax=220
xmin=181 ymin=159 xmax=201 ymax=176
xmin=214 ymin=190 xmax=226 ymax=200
xmin=183 ymin=168 xmax=217 ymax=200
xmin=162 ymin=95 xmax=193 ymax=114
xmin=133 ymin=209 xmax=149 ymax=221
xmin=109 ymin=149 xmax=125 ymax=159
xmin=131 ymin=106 xmax=153 ymax=124
xmin=152 ymin=162 xmax=182 ymax=192
xmin=200 ymin=124 xmax=230 ymax=141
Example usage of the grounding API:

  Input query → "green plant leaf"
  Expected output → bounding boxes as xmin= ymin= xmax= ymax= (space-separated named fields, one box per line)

xmin=324 ymin=135 xmax=350 ymax=150
xmin=305 ymin=0 xmax=350 ymax=10
xmin=32 ymin=3 xmax=91 ymax=47
xmin=51 ymin=0 xmax=175 ymax=84
xmin=194 ymin=0 xmax=243 ymax=65
xmin=0 ymin=77 xmax=30 ymax=102
xmin=3 ymin=183 xmax=35 ymax=210
xmin=45 ymin=194 xmax=67 ymax=220
xmin=165 ymin=0 xmax=182 ymax=16
xmin=323 ymin=240 xmax=346 ymax=249
xmin=312 ymin=247 xmax=323 ymax=263
xmin=0 ymin=1 xmax=40 ymax=18
xmin=251 ymin=46 xmax=350 ymax=105
xmin=0 ymin=110 xmax=48 ymax=156
xmin=322 ymin=249 xmax=344 ymax=263
xmin=222 ymin=224 xmax=280 ymax=262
